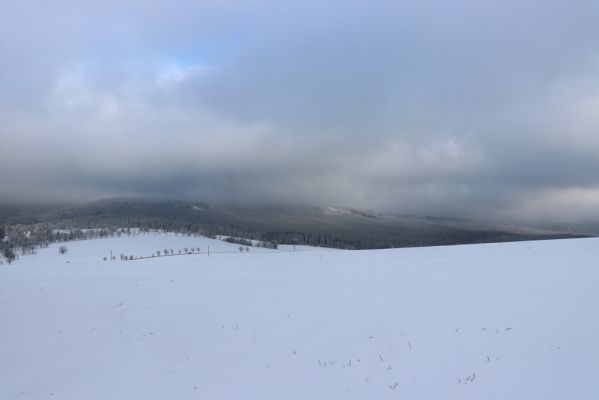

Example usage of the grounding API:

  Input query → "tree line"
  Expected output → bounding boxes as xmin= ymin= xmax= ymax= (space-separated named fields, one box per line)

xmin=0 ymin=223 xmax=278 ymax=265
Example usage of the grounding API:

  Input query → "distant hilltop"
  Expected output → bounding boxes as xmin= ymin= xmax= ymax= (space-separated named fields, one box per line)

xmin=0 ymin=197 xmax=589 ymax=250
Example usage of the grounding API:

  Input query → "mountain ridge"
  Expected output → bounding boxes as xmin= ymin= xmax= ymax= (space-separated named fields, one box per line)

xmin=6 ymin=197 xmax=583 ymax=249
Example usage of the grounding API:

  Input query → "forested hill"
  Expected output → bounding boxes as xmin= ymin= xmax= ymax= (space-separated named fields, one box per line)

xmin=3 ymin=198 xmax=583 ymax=250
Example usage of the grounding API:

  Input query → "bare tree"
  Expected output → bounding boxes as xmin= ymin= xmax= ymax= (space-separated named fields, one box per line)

xmin=3 ymin=248 xmax=16 ymax=264
xmin=59 ymin=245 xmax=68 ymax=255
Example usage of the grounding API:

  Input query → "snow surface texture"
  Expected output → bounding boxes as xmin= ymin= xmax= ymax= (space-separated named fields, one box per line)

xmin=1 ymin=234 xmax=598 ymax=399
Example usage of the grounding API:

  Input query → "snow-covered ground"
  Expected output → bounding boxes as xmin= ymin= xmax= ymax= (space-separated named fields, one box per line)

xmin=1 ymin=235 xmax=598 ymax=399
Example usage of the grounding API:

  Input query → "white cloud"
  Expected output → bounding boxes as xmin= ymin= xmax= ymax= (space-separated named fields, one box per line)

xmin=155 ymin=61 xmax=212 ymax=91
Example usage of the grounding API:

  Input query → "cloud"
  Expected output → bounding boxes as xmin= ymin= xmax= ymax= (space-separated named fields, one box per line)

xmin=1 ymin=0 xmax=599 ymax=225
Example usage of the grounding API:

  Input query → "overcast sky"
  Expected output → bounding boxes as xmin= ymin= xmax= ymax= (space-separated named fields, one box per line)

xmin=1 ymin=0 xmax=598 ymax=224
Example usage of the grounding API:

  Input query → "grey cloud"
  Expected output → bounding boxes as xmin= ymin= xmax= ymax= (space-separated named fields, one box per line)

xmin=1 ymin=0 xmax=599 ymax=226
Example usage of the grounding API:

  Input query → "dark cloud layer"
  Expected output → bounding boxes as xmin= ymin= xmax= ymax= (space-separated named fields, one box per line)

xmin=1 ymin=0 xmax=599 ymax=224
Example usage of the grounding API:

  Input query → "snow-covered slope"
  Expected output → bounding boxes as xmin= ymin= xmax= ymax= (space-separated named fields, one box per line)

xmin=1 ymin=235 xmax=598 ymax=399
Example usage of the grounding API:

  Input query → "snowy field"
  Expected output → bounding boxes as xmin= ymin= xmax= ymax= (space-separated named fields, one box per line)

xmin=1 ymin=234 xmax=598 ymax=399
